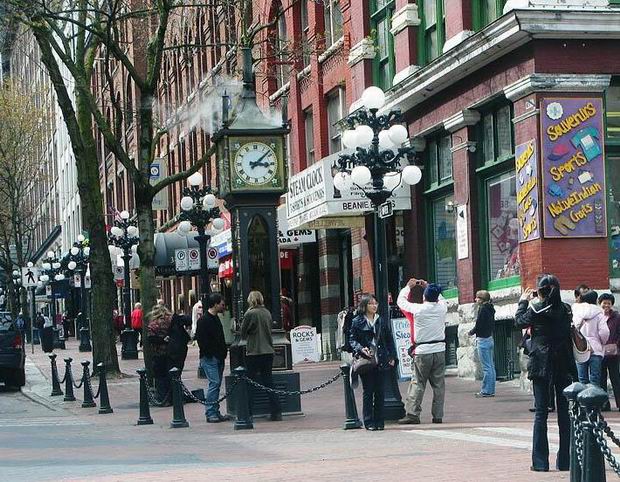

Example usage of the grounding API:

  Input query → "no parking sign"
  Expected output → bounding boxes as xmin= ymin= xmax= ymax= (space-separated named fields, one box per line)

xmin=207 ymin=247 xmax=218 ymax=269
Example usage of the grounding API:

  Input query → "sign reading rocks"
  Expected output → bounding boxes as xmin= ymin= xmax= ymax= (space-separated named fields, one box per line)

xmin=290 ymin=325 xmax=321 ymax=365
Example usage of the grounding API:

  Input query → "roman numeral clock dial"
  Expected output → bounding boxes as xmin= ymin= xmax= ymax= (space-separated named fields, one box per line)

xmin=234 ymin=142 xmax=278 ymax=186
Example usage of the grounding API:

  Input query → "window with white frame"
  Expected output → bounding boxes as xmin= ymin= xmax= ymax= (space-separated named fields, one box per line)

xmin=327 ymin=87 xmax=346 ymax=154
xmin=324 ymin=0 xmax=343 ymax=48
xmin=304 ymin=109 xmax=315 ymax=164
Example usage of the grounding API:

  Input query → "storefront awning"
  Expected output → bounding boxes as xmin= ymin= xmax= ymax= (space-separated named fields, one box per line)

xmin=286 ymin=152 xmax=412 ymax=230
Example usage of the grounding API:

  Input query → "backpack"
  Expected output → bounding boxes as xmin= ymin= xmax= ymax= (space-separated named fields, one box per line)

xmin=341 ymin=308 xmax=355 ymax=353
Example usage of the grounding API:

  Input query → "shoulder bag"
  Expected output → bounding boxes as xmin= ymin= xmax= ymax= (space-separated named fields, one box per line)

xmin=352 ymin=349 xmax=377 ymax=375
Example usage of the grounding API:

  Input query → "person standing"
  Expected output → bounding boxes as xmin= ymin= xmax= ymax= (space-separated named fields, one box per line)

xmin=146 ymin=304 xmax=173 ymax=405
xmin=349 ymin=293 xmax=396 ymax=431
xmin=515 ymin=274 xmax=575 ymax=473
xmin=195 ymin=293 xmax=231 ymax=423
xmin=599 ymin=293 xmax=620 ymax=411
xmin=241 ymin=291 xmax=282 ymax=421
xmin=131 ymin=302 xmax=143 ymax=347
xmin=469 ymin=290 xmax=496 ymax=398
xmin=397 ymin=278 xmax=448 ymax=425
xmin=573 ymin=290 xmax=609 ymax=387
xmin=167 ymin=311 xmax=191 ymax=373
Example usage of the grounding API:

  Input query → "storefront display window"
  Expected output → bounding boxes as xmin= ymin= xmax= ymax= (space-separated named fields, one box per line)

xmin=486 ymin=172 xmax=519 ymax=281
xmin=431 ymin=195 xmax=457 ymax=289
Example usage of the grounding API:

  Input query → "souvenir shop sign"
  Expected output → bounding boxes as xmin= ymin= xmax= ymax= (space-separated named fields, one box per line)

xmin=391 ymin=317 xmax=413 ymax=381
xmin=515 ymin=140 xmax=540 ymax=242
xmin=540 ymin=98 xmax=607 ymax=238
xmin=290 ymin=325 xmax=321 ymax=364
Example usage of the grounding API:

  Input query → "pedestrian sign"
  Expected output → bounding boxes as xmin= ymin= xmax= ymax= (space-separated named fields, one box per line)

xmin=22 ymin=267 xmax=40 ymax=287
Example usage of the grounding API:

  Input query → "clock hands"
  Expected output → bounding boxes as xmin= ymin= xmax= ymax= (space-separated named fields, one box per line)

xmin=249 ymin=150 xmax=273 ymax=169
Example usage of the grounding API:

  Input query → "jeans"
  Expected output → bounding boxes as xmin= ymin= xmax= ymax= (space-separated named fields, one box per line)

xmin=246 ymin=354 xmax=281 ymax=417
xmin=200 ymin=356 xmax=224 ymax=418
xmin=477 ymin=336 xmax=496 ymax=395
xmin=601 ymin=356 xmax=620 ymax=409
xmin=359 ymin=367 xmax=385 ymax=428
xmin=532 ymin=375 xmax=571 ymax=470
xmin=577 ymin=354 xmax=603 ymax=386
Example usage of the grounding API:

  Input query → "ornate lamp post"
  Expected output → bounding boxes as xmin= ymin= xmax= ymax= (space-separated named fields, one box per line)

xmin=11 ymin=269 xmax=21 ymax=313
xmin=68 ymin=235 xmax=92 ymax=351
xmin=39 ymin=251 xmax=66 ymax=349
xmin=177 ymin=171 xmax=224 ymax=304
xmin=334 ymin=86 xmax=423 ymax=420
xmin=108 ymin=210 xmax=140 ymax=360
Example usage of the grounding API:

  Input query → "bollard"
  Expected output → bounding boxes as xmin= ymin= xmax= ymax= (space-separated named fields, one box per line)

xmin=79 ymin=326 xmax=92 ymax=352
xmin=341 ymin=364 xmax=363 ymax=430
xmin=96 ymin=362 xmax=113 ymax=414
xmin=563 ymin=381 xmax=587 ymax=482
xmin=233 ymin=366 xmax=253 ymax=430
xmin=169 ymin=368 xmax=189 ymax=428
xmin=577 ymin=384 xmax=608 ymax=482
xmin=136 ymin=368 xmax=154 ymax=425
xmin=49 ymin=354 xmax=63 ymax=396
xmin=80 ymin=361 xmax=96 ymax=408
xmin=63 ymin=358 xmax=76 ymax=401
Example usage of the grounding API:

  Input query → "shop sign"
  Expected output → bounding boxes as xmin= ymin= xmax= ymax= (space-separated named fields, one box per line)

xmin=540 ymin=98 xmax=607 ymax=238
xmin=456 ymin=204 xmax=469 ymax=260
xmin=210 ymin=229 xmax=233 ymax=258
xmin=286 ymin=152 xmax=411 ymax=229
xmin=279 ymin=249 xmax=294 ymax=270
xmin=150 ymin=158 xmax=168 ymax=210
xmin=391 ymin=317 xmax=413 ymax=381
xmin=515 ymin=140 xmax=540 ymax=242
xmin=290 ymin=325 xmax=321 ymax=364
xmin=277 ymin=205 xmax=315 ymax=246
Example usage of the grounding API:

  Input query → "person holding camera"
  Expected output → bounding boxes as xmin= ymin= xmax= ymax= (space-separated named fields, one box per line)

xmin=396 ymin=278 xmax=447 ymax=425
xmin=515 ymin=274 xmax=575 ymax=472
xmin=349 ymin=293 xmax=396 ymax=431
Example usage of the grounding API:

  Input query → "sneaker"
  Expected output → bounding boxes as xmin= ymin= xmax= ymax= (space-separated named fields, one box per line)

xmin=397 ymin=414 xmax=420 ymax=425
xmin=432 ymin=418 xmax=442 ymax=424
xmin=475 ymin=392 xmax=495 ymax=398
xmin=217 ymin=413 xmax=232 ymax=422
xmin=206 ymin=416 xmax=221 ymax=423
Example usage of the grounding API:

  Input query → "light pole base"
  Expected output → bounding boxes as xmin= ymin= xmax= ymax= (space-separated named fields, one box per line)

xmin=383 ymin=366 xmax=406 ymax=421
xmin=121 ymin=328 xmax=139 ymax=360
xmin=78 ymin=327 xmax=92 ymax=352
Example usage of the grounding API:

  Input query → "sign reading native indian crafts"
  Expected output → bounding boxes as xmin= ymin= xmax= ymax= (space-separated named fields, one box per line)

xmin=540 ymin=98 xmax=607 ymax=238
xmin=515 ymin=140 xmax=540 ymax=242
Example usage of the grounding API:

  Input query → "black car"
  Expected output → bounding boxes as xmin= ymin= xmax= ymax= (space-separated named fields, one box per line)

xmin=0 ymin=312 xmax=26 ymax=388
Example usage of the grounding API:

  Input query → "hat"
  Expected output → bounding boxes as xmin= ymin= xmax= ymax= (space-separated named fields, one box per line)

xmin=423 ymin=283 xmax=443 ymax=302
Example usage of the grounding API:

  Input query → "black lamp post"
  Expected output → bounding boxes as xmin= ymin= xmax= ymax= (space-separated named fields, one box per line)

xmin=108 ymin=210 xmax=140 ymax=360
xmin=177 ymin=172 xmax=224 ymax=306
xmin=334 ymin=86 xmax=423 ymax=420
xmin=11 ymin=269 xmax=21 ymax=314
xmin=39 ymin=251 xmax=66 ymax=350
xmin=68 ymin=235 xmax=92 ymax=351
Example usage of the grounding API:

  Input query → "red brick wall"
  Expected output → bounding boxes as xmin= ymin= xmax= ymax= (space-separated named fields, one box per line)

xmin=444 ymin=0 xmax=473 ymax=41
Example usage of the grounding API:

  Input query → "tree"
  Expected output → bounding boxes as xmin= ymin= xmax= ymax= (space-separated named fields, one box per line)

xmin=0 ymin=81 xmax=49 ymax=319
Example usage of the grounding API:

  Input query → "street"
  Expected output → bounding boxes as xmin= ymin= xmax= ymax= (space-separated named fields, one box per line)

xmin=0 ymin=340 xmax=617 ymax=481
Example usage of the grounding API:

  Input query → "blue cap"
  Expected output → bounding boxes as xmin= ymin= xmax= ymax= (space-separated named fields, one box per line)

xmin=423 ymin=283 xmax=442 ymax=302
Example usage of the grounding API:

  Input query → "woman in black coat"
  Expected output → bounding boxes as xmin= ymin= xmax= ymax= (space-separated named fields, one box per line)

xmin=349 ymin=293 xmax=396 ymax=431
xmin=167 ymin=313 xmax=191 ymax=373
xmin=515 ymin=274 xmax=576 ymax=473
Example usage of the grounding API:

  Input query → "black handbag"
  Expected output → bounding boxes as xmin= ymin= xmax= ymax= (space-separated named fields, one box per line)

xmin=352 ymin=349 xmax=377 ymax=375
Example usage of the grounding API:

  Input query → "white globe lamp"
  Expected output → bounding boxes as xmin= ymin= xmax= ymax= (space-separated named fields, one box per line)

xmin=71 ymin=247 xmax=79 ymax=256
xmin=378 ymin=131 xmax=396 ymax=151
xmin=354 ymin=125 xmax=374 ymax=148
xmin=120 ymin=210 xmax=130 ymax=220
xmin=202 ymin=194 xmax=216 ymax=208
xmin=388 ymin=124 xmax=409 ymax=145
xmin=68 ymin=261 xmax=77 ymax=270
xmin=212 ymin=218 xmax=225 ymax=231
xmin=351 ymin=165 xmax=372 ymax=186
xmin=180 ymin=196 xmax=194 ymax=211
xmin=342 ymin=130 xmax=358 ymax=149
xmin=188 ymin=172 xmax=203 ymax=186
xmin=361 ymin=86 xmax=386 ymax=110
xmin=402 ymin=165 xmax=422 ymax=185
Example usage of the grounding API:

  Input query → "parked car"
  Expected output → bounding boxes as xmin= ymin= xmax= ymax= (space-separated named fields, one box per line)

xmin=0 ymin=312 xmax=26 ymax=388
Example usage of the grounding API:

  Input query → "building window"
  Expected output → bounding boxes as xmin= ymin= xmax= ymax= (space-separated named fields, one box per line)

xmin=420 ymin=0 xmax=445 ymax=64
xmin=371 ymin=0 xmax=396 ymax=90
xmin=474 ymin=0 xmax=507 ymax=30
xmin=275 ymin=7 xmax=290 ymax=89
xmin=426 ymin=134 xmax=452 ymax=187
xmin=300 ymin=0 xmax=311 ymax=67
xmin=327 ymin=87 xmax=346 ymax=154
xmin=304 ymin=109 xmax=315 ymax=165
xmin=323 ymin=0 xmax=343 ymax=48
xmin=431 ymin=194 xmax=457 ymax=289
xmin=607 ymin=85 xmax=620 ymax=140
xmin=485 ymin=172 xmax=519 ymax=281
xmin=480 ymin=104 xmax=513 ymax=166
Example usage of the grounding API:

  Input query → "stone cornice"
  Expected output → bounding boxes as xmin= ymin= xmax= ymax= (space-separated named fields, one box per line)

xmin=503 ymin=74 xmax=611 ymax=101
xmin=347 ymin=38 xmax=376 ymax=67
xmin=442 ymin=30 xmax=475 ymax=53
xmin=390 ymin=4 xmax=421 ymax=36
xmin=443 ymin=110 xmax=481 ymax=132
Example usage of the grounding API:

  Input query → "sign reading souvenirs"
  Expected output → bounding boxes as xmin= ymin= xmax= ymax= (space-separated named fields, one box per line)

xmin=515 ymin=140 xmax=540 ymax=242
xmin=391 ymin=317 xmax=413 ymax=381
xmin=540 ymin=98 xmax=607 ymax=238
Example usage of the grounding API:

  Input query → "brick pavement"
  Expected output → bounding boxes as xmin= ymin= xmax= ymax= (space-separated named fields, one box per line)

xmin=16 ymin=338 xmax=620 ymax=481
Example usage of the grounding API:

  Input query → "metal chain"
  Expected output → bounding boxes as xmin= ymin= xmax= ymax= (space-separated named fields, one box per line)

xmin=72 ymin=368 xmax=84 ymax=389
xmin=86 ymin=373 xmax=100 ymax=399
xmin=240 ymin=371 xmax=342 ymax=397
xmin=589 ymin=411 xmax=620 ymax=476
xmin=143 ymin=375 xmax=171 ymax=407
xmin=600 ymin=418 xmax=620 ymax=449
xmin=569 ymin=404 xmax=584 ymax=468
xmin=179 ymin=377 xmax=240 ymax=406
xmin=59 ymin=370 xmax=67 ymax=384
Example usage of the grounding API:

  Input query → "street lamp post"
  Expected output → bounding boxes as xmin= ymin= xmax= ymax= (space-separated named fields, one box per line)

xmin=39 ymin=251 xmax=66 ymax=350
xmin=68 ymin=235 xmax=92 ymax=352
xmin=108 ymin=211 xmax=140 ymax=360
xmin=11 ymin=269 xmax=21 ymax=314
xmin=177 ymin=172 xmax=224 ymax=305
xmin=334 ymin=86 xmax=423 ymax=420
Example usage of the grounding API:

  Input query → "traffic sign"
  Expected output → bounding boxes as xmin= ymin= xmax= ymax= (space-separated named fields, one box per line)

xmin=378 ymin=201 xmax=393 ymax=219
xmin=22 ymin=267 xmax=40 ymax=287
xmin=207 ymin=247 xmax=218 ymax=269
xmin=188 ymin=248 xmax=201 ymax=270
xmin=175 ymin=249 xmax=189 ymax=271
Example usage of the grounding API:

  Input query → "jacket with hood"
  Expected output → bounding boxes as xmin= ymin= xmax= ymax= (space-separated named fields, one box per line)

xmin=469 ymin=302 xmax=495 ymax=338
xmin=572 ymin=302 xmax=609 ymax=357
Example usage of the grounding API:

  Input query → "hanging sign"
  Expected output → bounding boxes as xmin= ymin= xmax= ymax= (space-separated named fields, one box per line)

xmin=540 ymin=97 xmax=607 ymax=238
xmin=515 ymin=140 xmax=540 ymax=242
xmin=290 ymin=325 xmax=321 ymax=364
xmin=391 ymin=317 xmax=413 ymax=381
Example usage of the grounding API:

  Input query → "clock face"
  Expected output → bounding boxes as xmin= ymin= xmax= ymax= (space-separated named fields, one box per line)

xmin=234 ymin=142 xmax=278 ymax=186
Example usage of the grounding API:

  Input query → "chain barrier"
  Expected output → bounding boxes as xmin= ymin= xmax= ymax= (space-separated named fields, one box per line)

xmin=240 ymin=371 xmax=342 ymax=397
xmin=179 ymin=377 xmax=240 ymax=406
xmin=588 ymin=411 xmax=620 ymax=477
xmin=86 ymin=373 xmax=100 ymax=400
xmin=143 ymin=375 xmax=171 ymax=407
xmin=72 ymin=368 xmax=84 ymax=389
xmin=59 ymin=371 xmax=67 ymax=384
xmin=569 ymin=404 xmax=584 ymax=468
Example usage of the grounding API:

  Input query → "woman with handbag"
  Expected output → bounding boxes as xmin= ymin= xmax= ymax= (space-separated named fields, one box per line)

xmin=349 ymin=293 xmax=396 ymax=431
xmin=598 ymin=293 xmax=620 ymax=410
xmin=515 ymin=274 xmax=576 ymax=473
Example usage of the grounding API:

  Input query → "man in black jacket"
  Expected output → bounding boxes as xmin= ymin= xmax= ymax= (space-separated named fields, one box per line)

xmin=195 ymin=293 xmax=230 ymax=423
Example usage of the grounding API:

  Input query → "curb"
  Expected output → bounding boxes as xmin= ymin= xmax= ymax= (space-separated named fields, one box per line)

xmin=20 ymin=358 xmax=62 ymax=412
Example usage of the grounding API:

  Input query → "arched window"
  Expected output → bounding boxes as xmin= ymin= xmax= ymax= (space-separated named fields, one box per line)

xmin=247 ymin=215 xmax=272 ymax=308
xmin=274 ymin=5 xmax=290 ymax=90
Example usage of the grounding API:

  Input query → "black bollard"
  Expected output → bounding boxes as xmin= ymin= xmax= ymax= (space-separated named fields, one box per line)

xmin=96 ymin=362 xmax=113 ymax=414
xmin=80 ymin=360 xmax=96 ymax=408
xmin=49 ymin=354 xmax=63 ymax=396
xmin=79 ymin=326 xmax=92 ymax=352
xmin=136 ymin=368 xmax=154 ymax=425
xmin=233 ymin=366 xmax=253 ymax=430
xmin=63 ymin=358 xmax=76 ymax=401
xmin=340 ymin=364 xmax=363 ymax=430
xmin=577 ymin=384 xmax=608 ymax=482
xmin=169 ymin=367 xmax=189 ymax=428
xmin=563 ymin=382 xmax=587 ymax=482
